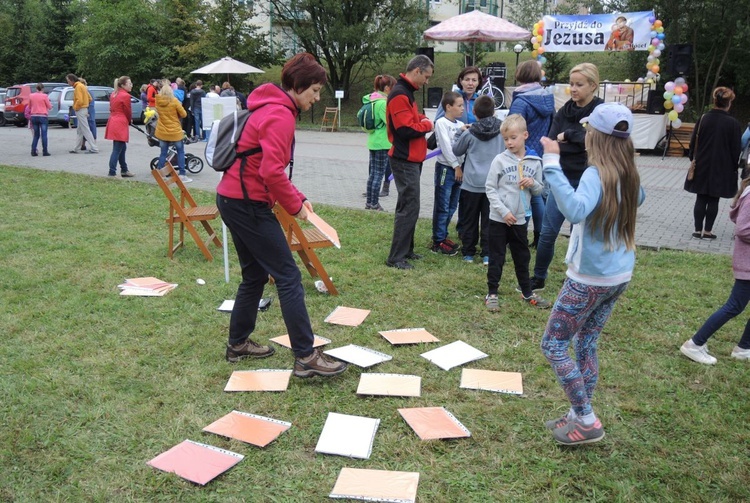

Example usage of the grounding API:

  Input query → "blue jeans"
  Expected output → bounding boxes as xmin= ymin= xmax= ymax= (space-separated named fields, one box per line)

xmin=31 ymin=116 xmax=48 ymax=154
xmin=108 ymin=141 xmax=128 ymax=175
xmin=217 ymin=195 xmax=315 ymax=357
xmin=693 ymin=279 xmax=750 ymax=349
xmin=533 ymin=179 xmax=579 ymax=280
xmin=530 ymin=194 xmax=545 ymax=235
xmin=158 ymin=140 xmax=185 ymax=175
xmin=432 ymin=162 xmax=461 ymax=243
xmin=192 ymin=109 xmax=203 ymax=139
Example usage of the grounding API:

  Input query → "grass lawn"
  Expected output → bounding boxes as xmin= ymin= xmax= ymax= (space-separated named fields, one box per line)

xmin=2 ymin=165 xmax=749 ymax=502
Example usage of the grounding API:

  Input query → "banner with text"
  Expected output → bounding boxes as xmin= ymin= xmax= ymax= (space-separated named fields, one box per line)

xmin=542 ymin=11 xmax=655 ymax=52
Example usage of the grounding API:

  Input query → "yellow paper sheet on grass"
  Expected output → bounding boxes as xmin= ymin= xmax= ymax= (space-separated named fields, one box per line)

xmin=224 ymin=370 xmax=292 ymax=392
xmin=379 ymin=328 xmax=439 ymax=345
xmin=398 ymin=406 xmax=471 ymax=440
xmin=324 ymin=306 xmax=371 ymax=326
xmin=330 ymin=467 xmax=420 ymax=503
xmin=460 ymin=368 xmax=523 ymax=395
xmin=269 ymin=334 xmax=331 ymax=349
xmin=357 ymin=373 xmax=421 ymax=397
xmin=203 ymin=410 xmax=291 ymax=447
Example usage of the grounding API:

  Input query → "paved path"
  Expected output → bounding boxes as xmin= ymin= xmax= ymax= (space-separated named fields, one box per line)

xmin=1 ymin=124 xmax=735 ymax=255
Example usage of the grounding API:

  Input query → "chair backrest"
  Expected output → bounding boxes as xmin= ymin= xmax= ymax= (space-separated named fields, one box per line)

xmin=151 ymin=161 xmax=199 ymax=212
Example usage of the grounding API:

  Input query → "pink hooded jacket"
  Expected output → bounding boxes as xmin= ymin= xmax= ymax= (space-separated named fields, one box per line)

xmin=217 ymin=83 xmax=306 ymax=215
xmin=730 ymin=185 xmax=750 ymax=280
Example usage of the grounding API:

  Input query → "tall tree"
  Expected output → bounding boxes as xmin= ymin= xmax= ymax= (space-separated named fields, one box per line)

xmin=154 ymin=0 xmax=208 ymax=79
xmin=268 ymin=0 xmax=428 ymax=98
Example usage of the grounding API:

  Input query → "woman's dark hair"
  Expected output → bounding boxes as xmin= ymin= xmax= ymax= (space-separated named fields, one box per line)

xmin=456 ymin=66 xmax=483 ymax=91
xmin=281 ymin=53 xmax=327 ymax=93
xmin=374 ymin=74 xmax=396 ymax=93
xmin=515 ymin=60 xmax=542 ymax=85
xmin=473 ymin=95 xmax=495 ymax=119
xmin=36 ymin=83 xmax=43 ymax=91
xmin=713 ymin=86 xmax=735 ymax=109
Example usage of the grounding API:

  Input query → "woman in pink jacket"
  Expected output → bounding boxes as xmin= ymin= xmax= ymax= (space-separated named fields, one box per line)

xmin=216 ymin=53 xmax=347 ymax=379
xmin=680 ymin=175 xmax=750 ymax=364
xmin=105 ymin=76 xmax=134 ymax=177
xmin=28 ymin=83 xmax=52 ymax=156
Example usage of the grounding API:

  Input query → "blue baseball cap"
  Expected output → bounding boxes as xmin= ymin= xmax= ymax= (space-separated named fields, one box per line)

xmin=580 ymin=102 xmax=633 ymax=138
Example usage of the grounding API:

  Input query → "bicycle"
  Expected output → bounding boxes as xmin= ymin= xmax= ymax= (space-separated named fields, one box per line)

xmin=478 ymin=77 xmax=505 ymax=110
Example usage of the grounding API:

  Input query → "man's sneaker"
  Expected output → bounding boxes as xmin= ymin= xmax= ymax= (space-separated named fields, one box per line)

xmin=516 ymin=276 xmax=546 ymax=293
xmin=431 ymin=240 xmax=458 ymax=256
xmin=485 ymin=294 xmax=500 ymax=312
xmin=444 ymin=238 xmax=459 ymax=251
xmin=731 ymin=346 xmax=750 ymax=360
xmin=545 ymin=413 xmax=571 ymax=431
xmin=225 ymin=339 xmax=275 ymax=362
xmin=386 ymin=260 xmax=414 ymax=270
xmin=462 ymin=255 xmax=474 ymax=263
xmin=680 ymin=339 xmax=717 ymax=365
xmin=179 ymin=175 xmax=193 ymax=183
xmin=294 ymin=348 xmax=348 ymax=378
xmin=482 ymin=256 xmax=489 ymax=266
xmin=552 ymin=418 xmax=605 ymax=445
xmin=69 ymin=149 xmax=79 ymax=154
xmin=523 ymin=293 xmax=552 ymax=309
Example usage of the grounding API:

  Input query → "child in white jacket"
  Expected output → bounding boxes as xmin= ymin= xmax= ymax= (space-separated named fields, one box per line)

xmin=484 ymin=114 xmax=549 ymax=311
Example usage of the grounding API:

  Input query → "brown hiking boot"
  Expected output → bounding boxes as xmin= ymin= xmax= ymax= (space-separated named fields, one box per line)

xmin=293 ymin=348 xmax=348 ymax=378
xmin=225 ymin=339 xmax=275 ymax=362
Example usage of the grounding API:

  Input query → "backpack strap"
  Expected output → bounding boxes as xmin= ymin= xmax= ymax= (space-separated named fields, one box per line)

xmin=237 ymin=146 xmax=263 ymax=201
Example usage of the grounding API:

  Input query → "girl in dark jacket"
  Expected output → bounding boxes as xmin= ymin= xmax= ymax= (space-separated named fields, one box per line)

xmin=684 ymin=87 xmax=742 ymax=239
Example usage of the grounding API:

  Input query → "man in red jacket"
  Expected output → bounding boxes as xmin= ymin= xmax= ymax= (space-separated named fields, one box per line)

xmin=385 ymin=55 xmax=434 ymax=270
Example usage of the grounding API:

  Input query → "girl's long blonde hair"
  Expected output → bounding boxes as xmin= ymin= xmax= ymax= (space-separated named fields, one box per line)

xmin=732 ymin=177 xmax=750 ymax=208
xmin=585 ymin=123 xmax=640 ymax=251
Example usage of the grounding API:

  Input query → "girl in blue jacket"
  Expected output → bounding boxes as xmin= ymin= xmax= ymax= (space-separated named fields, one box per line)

xmin=539 ymin=103 xmax=645 ymax=446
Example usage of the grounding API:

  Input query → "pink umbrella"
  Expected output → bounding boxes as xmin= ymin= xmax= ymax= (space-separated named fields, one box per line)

xmin=424 ymin=10 xmax=531 ymax=61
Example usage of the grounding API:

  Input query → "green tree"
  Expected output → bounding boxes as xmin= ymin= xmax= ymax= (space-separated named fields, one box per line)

xmin=0 ymin=0 xmax=50 ymax=83
xmin=268 ymin=0 xmax=428 ymax=99
xmin=154 ymin=0 xmax=208 ymax=79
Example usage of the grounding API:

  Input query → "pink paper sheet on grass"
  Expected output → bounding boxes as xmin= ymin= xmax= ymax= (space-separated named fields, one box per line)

xmin=330 ymin=467 xmax=420 ymax=503
xmin=379 ymin=328 xmax=439 ymax=345
xmin=460 ymin=368 xmax=524 ymax=395
xmin=269 ymin=334 xmax=331 ymax=349
xmin=324 ymin=306 xmax=371 ymax=326
xmin=307 ymin=211 xmax=341 ymax=248
xmin=357 ymin=373 xmax=421 ymax=397
xmin=224 ymin=369 xmax=292 ymax=392
xmin=203 ymin=410 xmax=291 ymax=447
xmin=398 ymin=406 xmax=471 ymax=440
xmin=147 ymin=439 xmax=243 ymax=485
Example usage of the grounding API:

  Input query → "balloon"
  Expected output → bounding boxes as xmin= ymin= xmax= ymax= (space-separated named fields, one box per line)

xmin=653 ymin=49 xmax=661 ymax=57
xmin=649 ymin=15 xmax=656 ymax=23
xmin=657 ymin=33 xmax=665 ymax=40
xmin=663 ymin=91 xmax=674 ymax=100
xmin=680 ymin=83 xmax=688 ymax=92
xmin=647 ymin=71 xmax=655 ymax=79
xmin=668 ymin=110 xmax=678 ymax=121
xmin=672 ymin=119 xmax=683 ymax=129
xmin=533 ymin=23 xmax=539 ymax=29
xmin=671 ymin=94 xmax=681 ymax=104
xmin=654 ymin=19 xmax=663 ymax=28
xmin=680 ymin=94 xmax=688 ymax=104
xmin=624 ymin=78 xmax=631 ymax=82
xmin=648 ymin=55 xmax=655 ymax=61
xmin=675 ymin=77 xmax=686 ymax=85
xmin=656 ymin=27 xmax=664 ymax=33
xmin=664 ymin=100 xmax=674 ymax=109
xmin=650 ymin=30 xmax=657 ymax=38
xmin=531 ymin=50 xmax=538 ymax=58
xmin=674 ymin=86 xmax=683 ymax=95
xmin=652 ymin=65 xmax=660 ymax=73
xmin=637 ymin=77 xmax=645 ymax=83
xmin=652 ymin=58 xmax=660 ymax=67
xmin=538 ymin=47 xmax=545 ymax=54
xmin=664 ymin=81 xmax=675 ymax=91
xmin=658 ymin=43 xmax=665 ymax=50
xmin=674 ymin=103 xmax=684 ymax=113
xmin=533 ymin=43 xmax=540 ymax=50
xmin=648 ymin=45 xmax=656 ymax=52
xmin=540 ymin=56 xmax=547 ymax=64
xmin=651 ymin=37 xmax=660 ymax=46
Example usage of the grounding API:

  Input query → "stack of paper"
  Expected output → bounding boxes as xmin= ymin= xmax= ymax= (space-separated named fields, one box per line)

xmin=118 ymin=277 xmax=177 ymax=297
xmin=203 ymin=411 xmax=291 ymax=448
xmin=330 ymin=467 xmax=420 ymax=502
xmin=315 ymin=412 xmax=380 ymax=459
xmin=147 ymin=440 xmax=243 ymax=485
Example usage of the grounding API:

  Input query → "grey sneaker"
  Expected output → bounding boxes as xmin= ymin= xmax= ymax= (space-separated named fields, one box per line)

xmin=293 ymin=348 xmax=348 ymax=378
xmin=552 ymin=418 xmax=605 ymax=445
xmin=225 ymin=339 xmax=275 ymax=362
xmin=523 ymin=293 xmax=552 ymax=309
xmin=545 ymin=414 xmax=571 ymax=431
xmin=485 ymin=294 xmax=500 ymax=312
xmin=680 ymin=339 xmax=717 ymax=365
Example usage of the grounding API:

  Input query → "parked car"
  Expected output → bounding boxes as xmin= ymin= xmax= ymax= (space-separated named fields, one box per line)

xmin=3 ymin=82 xmax=67 ymax=127
xmin=0 ymin=88 xmax=6 ymax=126
xmin=48 ymin=86 xmax=144 ymax=127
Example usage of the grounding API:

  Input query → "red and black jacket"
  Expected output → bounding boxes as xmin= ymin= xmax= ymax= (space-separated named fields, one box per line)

xmin=386 ymin=74 xmax=432 ymax=162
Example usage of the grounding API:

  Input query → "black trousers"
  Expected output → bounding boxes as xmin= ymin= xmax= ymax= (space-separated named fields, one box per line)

xmin=487 ymin=220 xmax=532 ymax=297
xmin=387 ymin=157 xmax=422 ymax=263
xmin=217 ymin=195 xmax=314 ymax=357
xmin=458 ymin=189 xmax=490 ymax=257
xmin=693 ymin=194 xmax=720 ymax=232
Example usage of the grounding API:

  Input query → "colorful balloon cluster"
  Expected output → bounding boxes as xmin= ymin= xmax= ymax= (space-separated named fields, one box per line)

xmin=645 ymin=15 xmax=665 ymax=82
xmin=663 ymin=78 xmax=689 ymax=129
xmin=531 ymin=20 xmax=546 ymax=81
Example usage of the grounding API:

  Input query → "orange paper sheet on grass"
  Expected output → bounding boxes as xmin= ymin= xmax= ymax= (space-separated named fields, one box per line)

xmin=330 ymin=467 xmax=420 ymax=503
xmin=398 ymin=406 xmax=471 ymax=440
xmin=324 ymin=306 xmax=370 ymax=326
xmin=307 ymin=211 xmax=341 ymax=248
xmin=203 ymin=410 xmax=291 ymax=447
xmin=224 ymin=369 xmax=292 ymax=392
xmin=379 ymin=328 xmax=439 ymax=345
xmin=460 ymin=368 xmax=524 ymax=395
xmin=357 ymin=373 xmax=421 ymax=397
xmin=269 ymin=334 xmax=331 ymax=349
xmin=147 ymin=440 xmax=243 ymax=485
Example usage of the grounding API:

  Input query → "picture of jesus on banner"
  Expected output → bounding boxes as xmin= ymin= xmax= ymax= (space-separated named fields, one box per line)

xmin=604 ymin=15 xmax=634 ymax=51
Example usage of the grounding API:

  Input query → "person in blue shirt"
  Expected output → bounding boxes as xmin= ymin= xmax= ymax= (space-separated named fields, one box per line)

xmin=434 ymin=66 xmax=482 ymax=125
xmin=539 ymin=103 xmax=645 ymax=446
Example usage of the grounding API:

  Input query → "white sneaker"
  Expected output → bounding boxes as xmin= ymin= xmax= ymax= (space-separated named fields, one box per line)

xmin=731 ymin=346 xmax=750 ymax=360
xmin=680 ymin=339 xmax=717 ymax=365
xmin=179 ymin=175 xmax=193 ymax=183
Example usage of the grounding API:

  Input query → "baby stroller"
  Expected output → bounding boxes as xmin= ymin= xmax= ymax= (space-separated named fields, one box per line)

xmin=133 ymin=110 xmax=204 ymax=174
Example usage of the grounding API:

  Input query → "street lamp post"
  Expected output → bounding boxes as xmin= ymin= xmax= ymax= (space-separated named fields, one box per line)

xmin=513 ymin=44 xmax=524 ymax=85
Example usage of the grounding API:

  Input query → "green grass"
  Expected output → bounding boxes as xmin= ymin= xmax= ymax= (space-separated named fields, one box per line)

xmin=2 ymin=165 xmax=749 ymax=502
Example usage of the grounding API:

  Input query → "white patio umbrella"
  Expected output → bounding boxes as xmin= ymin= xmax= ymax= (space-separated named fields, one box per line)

xmin=424 ymin=10 xmax=531 ymax=62
xmin=191 ymin=56 xmax=265 ymax=83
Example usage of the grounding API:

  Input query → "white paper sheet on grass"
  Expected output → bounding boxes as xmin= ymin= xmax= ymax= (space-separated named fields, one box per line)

xmin=315 ymin=412 xmax=380 ymax=459
xmin=420 ymin=340 xmax=488 ymax=370
xmin=324 ymin=344 xmax=392 ymax=368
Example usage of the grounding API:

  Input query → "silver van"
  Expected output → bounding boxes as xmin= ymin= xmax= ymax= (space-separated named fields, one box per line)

xmin=48 ymin=86 xmax=143 ymax=127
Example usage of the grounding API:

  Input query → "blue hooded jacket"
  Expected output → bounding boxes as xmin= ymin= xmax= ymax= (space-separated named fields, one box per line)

xmin=509 ymin=83 xmax=555 ymax=158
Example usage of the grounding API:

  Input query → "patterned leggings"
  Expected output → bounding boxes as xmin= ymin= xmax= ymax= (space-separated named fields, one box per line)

xmin=540 ymin=278 xmax=629 ymax=417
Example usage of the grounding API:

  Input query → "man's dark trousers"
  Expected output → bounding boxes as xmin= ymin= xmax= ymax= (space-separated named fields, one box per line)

xmin=387 ymin=157 xmax=422 ymax=264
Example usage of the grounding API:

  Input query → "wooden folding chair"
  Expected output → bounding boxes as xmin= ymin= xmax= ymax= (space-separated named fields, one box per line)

xmin=320 ymin=107 xmax=338 ymax=132
xmin=273 ymin=203 xmax=338 ymax=295
xmin=151 ymin=161 xmax=222 ymax=261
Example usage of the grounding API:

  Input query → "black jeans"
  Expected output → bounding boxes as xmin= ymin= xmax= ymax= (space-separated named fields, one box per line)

xmin=217 ymin=195 xmax=314 ymax=357
xmin=693 ymin=194 xmax=720 ymax=232
xmin=387 ymin=157 xmax=422 ymax=263
xmin=487 ymin=220 xmax=532 ymax=296
xmin=458 ymin=189 xmax=489 ymax=257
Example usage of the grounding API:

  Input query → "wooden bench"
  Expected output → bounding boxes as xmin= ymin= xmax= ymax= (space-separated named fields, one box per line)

xmin=665 ymin=122 xmax=694 ymax=157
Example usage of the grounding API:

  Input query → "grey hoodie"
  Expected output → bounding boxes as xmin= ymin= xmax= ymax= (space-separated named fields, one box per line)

xmin=486 ymin=149 xmax=543 ymax=225
xmin=452 ymin=116 xmax=504 ymax=193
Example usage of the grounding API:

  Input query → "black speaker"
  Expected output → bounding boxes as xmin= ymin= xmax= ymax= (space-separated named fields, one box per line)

xmin=427 ymin=87 xmax=443 ymax=108
xmin=668 ymin=44 xmax=692 ymax=76
xmin=489 ymin=76 xmax=506 ymax=91
xmin=416 ymin=47 xmax=434 ymax=63
xmin=646 ymin=89 xmax=665 ymax=114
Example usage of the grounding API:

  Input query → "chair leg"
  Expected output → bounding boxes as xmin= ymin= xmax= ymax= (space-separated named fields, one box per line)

xmin=298 ymin=246 xmax=338 ymax=295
